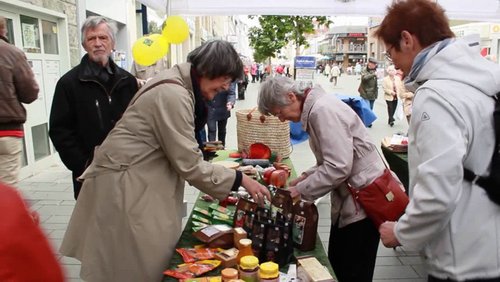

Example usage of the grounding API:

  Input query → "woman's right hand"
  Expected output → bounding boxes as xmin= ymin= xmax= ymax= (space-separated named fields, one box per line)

xmin=241 ymin=174 xmax=271 ymax=206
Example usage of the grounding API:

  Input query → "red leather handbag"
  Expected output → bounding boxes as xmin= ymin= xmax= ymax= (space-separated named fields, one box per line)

xmin=350 ymin=169 xmax=409 ymax=228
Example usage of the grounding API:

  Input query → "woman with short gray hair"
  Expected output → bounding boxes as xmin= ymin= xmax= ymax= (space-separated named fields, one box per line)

xmin=258 ymin=76 xmax=391 ymax=282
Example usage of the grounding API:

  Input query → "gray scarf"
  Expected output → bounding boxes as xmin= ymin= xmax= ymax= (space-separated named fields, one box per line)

xmin=405 ymin=38 xmax=454 ymax=92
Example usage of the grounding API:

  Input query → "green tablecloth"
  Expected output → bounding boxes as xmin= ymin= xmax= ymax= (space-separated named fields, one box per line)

xmin=162 ymin=150 xmax=335 ymax=281
xmin=381 ymin=145 xmax=409 ymax=191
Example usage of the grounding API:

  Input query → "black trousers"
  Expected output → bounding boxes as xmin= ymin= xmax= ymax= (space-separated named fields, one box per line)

xmin=328 ymin=218 xmax=380 ymax=282
xmin=386 ymin=99 xmax=398 ymax=123
xmin=72 ymin=170 xmax=83 ymax=200
xmin=207 ymin=118 xmax=228 ymax=146
xmin=429 ymin=275 xmax=500 ymax=282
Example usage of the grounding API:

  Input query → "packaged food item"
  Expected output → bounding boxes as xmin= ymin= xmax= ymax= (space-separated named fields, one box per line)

xmin=194 ymin=207 xmax=211 ymax=217
xmin=233 ymin=197 xmax=258 ymax=228
xmin=297 ymin=256 xmax=335 ymax=282
xmin=193 ymin=224 xmax=234 ymax=249
xmin=233 ymin=227 xmax=247 ymax=249
xmin=181 ymin=276 xmax=222 ymax=282
xmin=192 ymin=214 xmax=212 ymax=225
xmin=214 ymin=247 xmax=239 ymax=268
xmin=238 ymin=255 xmax=259 ymax=282
xmin=270 ymin=189 xmax=293 ymax=220
xmin=209 ymin=203 xmax=235 ymax=216
xmin=163 ymin=260 xmax=221 ymax=279
xmin=192 ymin=221 xmax=210 ymax=232
xmin=176 ymin=248 xmax=218 ymax=263
xmin=258 ymin=261 xmax=279 ymax=282
xmin=292 ymin=200 xmax=319 ymax=251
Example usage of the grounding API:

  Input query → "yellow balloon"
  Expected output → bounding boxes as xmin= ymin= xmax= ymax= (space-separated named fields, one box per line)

xmin=132 ymin=34 xmax=169 ymax=66
xmin=162 ymin=16 xmax=189 ymax=44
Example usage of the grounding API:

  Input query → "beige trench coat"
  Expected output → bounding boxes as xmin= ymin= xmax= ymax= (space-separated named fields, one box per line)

xmin=60 ymin=63 xmax=236 ymax=282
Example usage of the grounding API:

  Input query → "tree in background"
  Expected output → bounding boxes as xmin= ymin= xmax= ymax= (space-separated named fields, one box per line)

xmin=248 ymin=16 xmax=331 ymax=63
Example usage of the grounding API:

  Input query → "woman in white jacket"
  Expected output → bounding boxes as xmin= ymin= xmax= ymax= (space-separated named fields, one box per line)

xmin=376 ymin=1 xmax=500 ymax=281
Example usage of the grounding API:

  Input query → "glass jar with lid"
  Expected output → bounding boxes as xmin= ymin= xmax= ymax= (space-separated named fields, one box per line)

xmin=239 ymin=255 xmax=259 ymax=282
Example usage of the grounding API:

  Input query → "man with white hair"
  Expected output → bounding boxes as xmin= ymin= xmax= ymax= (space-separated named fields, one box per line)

xmin=49 ymin=16 xmax=138 ymax=199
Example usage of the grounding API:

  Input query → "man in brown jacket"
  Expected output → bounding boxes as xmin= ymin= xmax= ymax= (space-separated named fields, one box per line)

xmin=0 ymin=16 xmax=39 ymax=185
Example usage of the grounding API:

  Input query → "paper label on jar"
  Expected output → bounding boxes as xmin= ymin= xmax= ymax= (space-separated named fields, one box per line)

xmin=293 ymin=214 xmax=306 ymax=245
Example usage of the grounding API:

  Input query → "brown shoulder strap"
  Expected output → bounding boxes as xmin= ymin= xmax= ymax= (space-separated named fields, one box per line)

xmin=130 ymin=79 xmax=183 ymax=105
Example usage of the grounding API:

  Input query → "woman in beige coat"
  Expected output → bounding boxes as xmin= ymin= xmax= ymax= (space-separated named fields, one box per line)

xmin=59 ymin=40 xmax=270 ymax=282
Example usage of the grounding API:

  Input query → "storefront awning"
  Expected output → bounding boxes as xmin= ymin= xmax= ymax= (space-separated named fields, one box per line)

xmin=156 ymin=0 xmax=500 ymax=22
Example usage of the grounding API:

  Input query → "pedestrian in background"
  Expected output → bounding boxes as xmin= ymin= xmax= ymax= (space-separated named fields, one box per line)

xmin=330 ymin=63 xmax=341 ymax=86
xmin=382 ymin=65 xmax=400 ymax=127
xmin=358 ymin=58 xmax=379 ymax=110
xmin=130 ymin=54 xmax=169 ymax=88
xmin=0 ymin=16 xmax=39 ymax=186
xmin=49 ymin=16 xmax=138 ymax=199
xmin=376 ymin=0 xmax=500 ymax=281
xmin=396 ymin=69 xmax=414 ymax=123
xmin=59 ymin=40 xmax=270 ymax=282
xmin=259 ymin=76 xmax=388 ymax=282
xmin=207 ymin=81 xmax=236 ymax=146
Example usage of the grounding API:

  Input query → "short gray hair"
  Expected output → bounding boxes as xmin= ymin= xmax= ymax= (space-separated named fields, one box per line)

xmin=258 ymin=76 xmax=311 ymax=115
xmin=81 ymin=16 xmax=117 ymax=45
xmin=187 ymin=40 xmax=243 ymax=80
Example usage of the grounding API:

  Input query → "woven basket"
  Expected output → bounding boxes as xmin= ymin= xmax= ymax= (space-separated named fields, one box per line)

xmin=236 ymin=108 xmax=292 ymax=158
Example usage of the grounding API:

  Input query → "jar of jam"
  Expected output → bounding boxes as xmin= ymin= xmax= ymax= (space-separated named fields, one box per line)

xmin=239 ymin=255 xmax=259 ymax=282
xmin=258 ymin=261 xmax=279 ymax=282
xmin=237 ymin=238 xmax=254 ymax=264
xmin=221 ymin=267 xmax=239 ymax=282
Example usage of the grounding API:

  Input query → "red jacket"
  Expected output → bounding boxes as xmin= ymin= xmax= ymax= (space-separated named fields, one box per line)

xmin=0 ymin=182 xmax=64 ymax=282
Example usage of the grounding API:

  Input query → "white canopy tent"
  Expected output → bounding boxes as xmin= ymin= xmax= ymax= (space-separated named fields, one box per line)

xmin=138 ymin=0 xmax=500 ymax=22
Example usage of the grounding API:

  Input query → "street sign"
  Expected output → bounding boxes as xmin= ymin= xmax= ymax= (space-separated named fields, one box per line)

xmin=294 ymin=56 xmax=316 ymax=69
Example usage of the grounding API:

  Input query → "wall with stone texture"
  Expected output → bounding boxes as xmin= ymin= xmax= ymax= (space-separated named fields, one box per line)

xmin=18 ymin=0 xmax=79 ymax=66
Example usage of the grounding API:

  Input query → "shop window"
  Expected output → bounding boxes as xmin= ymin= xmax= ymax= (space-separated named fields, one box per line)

xmin=20 ymin=15 xmax=41 ymax=53
xmin=42 ymin=20 xmax=58 ymax=54
xmin=31 ymin=123 xmax=51 ymax=161
xmin=4 ymin=18 xmax=15 ymax=44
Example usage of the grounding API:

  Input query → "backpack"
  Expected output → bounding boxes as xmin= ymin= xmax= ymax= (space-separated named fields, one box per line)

xmin=463 ymin=93 xmax=500 ymax=205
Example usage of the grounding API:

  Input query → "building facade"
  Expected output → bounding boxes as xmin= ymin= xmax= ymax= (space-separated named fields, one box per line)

xmin=319 ymin=25 xmax=367 ymax=70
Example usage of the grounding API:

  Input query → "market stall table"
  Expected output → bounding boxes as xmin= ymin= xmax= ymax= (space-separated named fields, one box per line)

xmin=381 ymin=145 xmax=409 ymax=192
xmin=162 ymin=150 xmax=335 ymax=281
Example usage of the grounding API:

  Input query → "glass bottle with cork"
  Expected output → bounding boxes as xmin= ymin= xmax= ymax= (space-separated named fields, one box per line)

xmin=239 ymin=255 xmax=259 ymax=282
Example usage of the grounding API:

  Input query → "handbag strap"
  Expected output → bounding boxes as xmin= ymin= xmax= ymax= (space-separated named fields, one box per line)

xmin=130 ymin=79 xmax=183 ymax=105
xmin=375 ymin=147 xmax=390 ymax=170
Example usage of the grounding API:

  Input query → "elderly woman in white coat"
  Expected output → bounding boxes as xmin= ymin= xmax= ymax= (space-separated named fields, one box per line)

xmin=258 ymin=76 xmax=386 ymax=282
xmin=60 ymin=40 xmax=270 ymax=282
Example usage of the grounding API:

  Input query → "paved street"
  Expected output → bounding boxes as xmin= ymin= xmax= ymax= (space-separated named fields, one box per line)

xmin=17 ymin=71 xmax=426 ymax=281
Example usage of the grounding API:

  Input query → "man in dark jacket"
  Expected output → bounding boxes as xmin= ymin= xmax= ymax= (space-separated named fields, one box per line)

xmin=359 ymin=58 xmax=379 ymax=110
xmin=207 ymin=82 xmax=236 ymax=146
xmin=49 ymin=16 xmax=138 ymax=199
xmin=0 ymin=16 xmax=39 ymax=186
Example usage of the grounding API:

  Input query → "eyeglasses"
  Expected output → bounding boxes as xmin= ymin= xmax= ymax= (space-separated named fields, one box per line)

xmin=385 ymin=45 xmax=395 ymax=62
